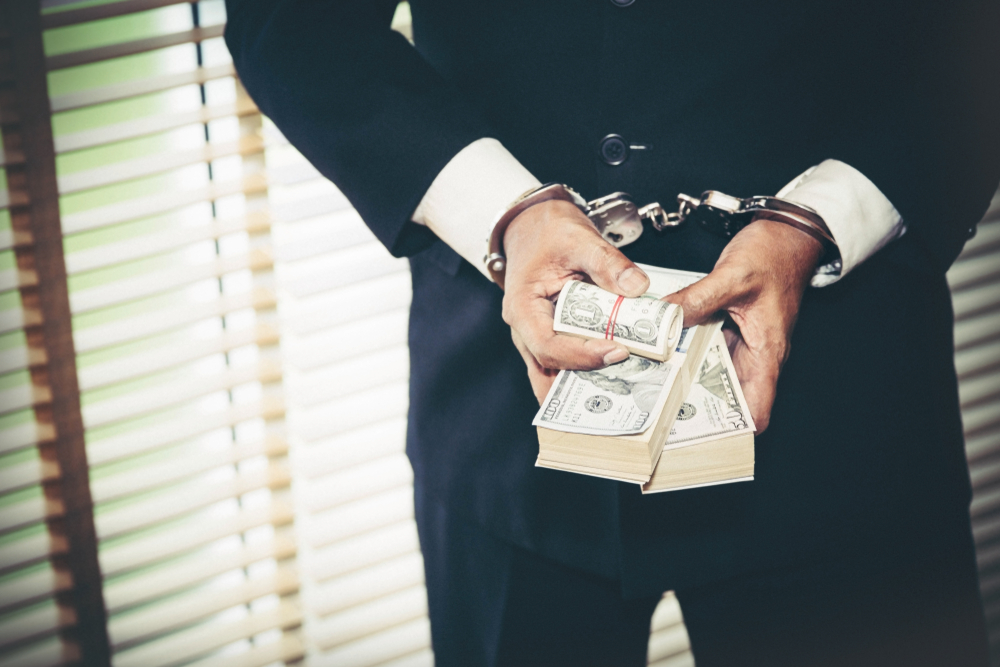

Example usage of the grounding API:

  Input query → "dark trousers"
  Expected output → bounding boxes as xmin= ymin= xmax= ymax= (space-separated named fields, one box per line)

xmin=415 ymin=486 xmax=989 ymax=667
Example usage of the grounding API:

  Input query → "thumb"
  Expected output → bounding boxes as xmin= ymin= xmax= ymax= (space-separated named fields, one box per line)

xmin=667 ymin=269 xmax=742 ymax=326
xmin=579 ymin=242 xmax=649 ymax=297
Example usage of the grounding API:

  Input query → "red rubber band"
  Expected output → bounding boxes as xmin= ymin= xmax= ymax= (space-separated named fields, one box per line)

xmin=605 ymin=295 xmax=624 ymax=340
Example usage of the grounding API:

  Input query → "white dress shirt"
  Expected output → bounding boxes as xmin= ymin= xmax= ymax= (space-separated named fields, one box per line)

xmin=411 ymin=138 xmax=904 ymax=288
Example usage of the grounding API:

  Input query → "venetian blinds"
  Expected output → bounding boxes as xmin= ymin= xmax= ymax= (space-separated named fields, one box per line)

xmin=0 ymin=0 xmax=433 ymax=665
xmin=952 ymin=189 xmax=1000 ymax=665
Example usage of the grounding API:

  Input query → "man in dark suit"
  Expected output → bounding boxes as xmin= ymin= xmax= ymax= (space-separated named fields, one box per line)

xmin=225 ymin=1 xmax=1000 ymax=664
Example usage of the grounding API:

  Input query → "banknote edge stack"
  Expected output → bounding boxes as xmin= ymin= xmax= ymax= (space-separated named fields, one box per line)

xmin=535 ymin=319 xmax=719 ymax=483
xmin=541 ymin=330 xmax=756 ymax=493
xmin=535 ymin=265 xmax=755 ymax=491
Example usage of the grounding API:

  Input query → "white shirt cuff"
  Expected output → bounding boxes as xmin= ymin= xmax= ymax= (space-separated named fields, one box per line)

xmin=411 ymin=138 xmax=541 ymax=278
xmin=776 ymin=159 xmax=906 ymax=288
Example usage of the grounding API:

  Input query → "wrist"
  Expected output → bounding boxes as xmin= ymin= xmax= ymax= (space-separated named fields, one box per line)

xmin=752 ymin=217 xmax=825 ymax=278
xmin=504 ymin=199 xmax=589 ymax=252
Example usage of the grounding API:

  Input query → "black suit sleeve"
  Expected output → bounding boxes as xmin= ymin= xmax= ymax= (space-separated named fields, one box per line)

xmin=224 ymin=0 xmax=492 ymax=258
xmin=822 ymin=0 xmax=1000 ymax=271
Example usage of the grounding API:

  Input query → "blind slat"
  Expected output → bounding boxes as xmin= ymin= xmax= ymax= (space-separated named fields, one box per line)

xmin=311 ymin=553 xmax=424 ymax=619
xmin=0 ymin=148 xmax=27 ymax=167
xmin=99 ymin=501 xmax=294 ymax=577
xmin=0 ymin=495 xmax=63 ymax=535
xmin=294 ymin=382 xmax=408 ymax=443
xmin=0 ymin=383 xmax=52 ymax=418
xmin=82 ymin=360 xmax=281 ymax=430
xmin=59 ymin=162 xmax=318 ymax=234
xmin=95 ymin=465 xmax=291 ymax=540
xmin=0 ymin=344 xmax=46 ymax=376
xmin=308 ymin=488 xmax=414 ymax=551
xmin=960 ymin=372 xmax=1000 ymax=410
xmin=306 ymin=454 xmax=413 ymax=515
xmin=376 ymin=649 xmax=435 ymax=667
xmin=0 ymin=568 xmax=71 ymax=615
xmin=104 ymin=533 xmax=296 ymax=613
xmin=41 ymin=0 xmax=194 ymax=29
xmin=0 ymin=304 xmax=42 ymax=336
xmin=290 ymin=346 xmax=408 ymax=408
xmin=955 ymin=310 xmax=1000 ymax=350
xmin=311 ymin=586 xmax=427 ymax=652
xmin=0 ymin=227 xmax=34 ymax=252
xmin=0 ymin=267 xmax=39 ymax=293
xmin=181 ymin=635 xmax=304 ymax=667
xmin=282 ymin=250 xmax=407 ymax=300
xmin=70 ymin=247 xmax=272 ymax=314
xmin=46 ymin=24 xmax=226 ymax=72
xmin=0 ymin=531 xmax=67 ymax=576
xmin=79 ymin=323 xmax=278 ymax=391
xmin=54 ymin=97 xmax=258 ymax=154
xmin=285 ymin=273 xmax=411 ymax=336
xmin=90 ymin=436 xmax=286 ymax=504
xmin=109 ymin=566 xmax=298 ymax=649
xmin=86 ymin=397 xmax=283 ymax=466
xmin=112 ymin=601 xmax=301 ymax=667
xmin=58 ymin=134 xmax=268 ymax=195
xmin=309 ymin=521 xmax=418 ymax=584
xmin=296 ymin=419 xmax=407 ymax=479
xmin=74 ymin=287 xmax=275 ymax=354
xmin=0 ymin=605 xmax=74 ymax=652
xmin=0 ymin=188 xmax=30 ymax=211
xmin=283 ymin=310 xmax=408 ymax=371
xmin=0 ymin=422 xmax=56 ymax=456
xmin=49 ymin=63 xmax=235 ymax=113
xmin=65 ymin=210 xmax=269 ymax=275
xmin=310 ymin=617 xmax=429 ymax=667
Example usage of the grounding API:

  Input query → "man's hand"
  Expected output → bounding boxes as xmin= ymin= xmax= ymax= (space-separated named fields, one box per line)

xmin=667 ymin=219 xmax=824 ymax=433
xmin=503 ymin=199 xmax=651 ymax=404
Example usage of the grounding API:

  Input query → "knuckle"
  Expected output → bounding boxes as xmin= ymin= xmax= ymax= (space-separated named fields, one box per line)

xmin=590 ymin=243 xmax=618 ymax=273
xmin=729 ymin=263 xmax=754 ymax=287
xmin=501 ymin=297 xmax=515 ymax=326
xmin=536 ymin=351 xmax=558 ymax=369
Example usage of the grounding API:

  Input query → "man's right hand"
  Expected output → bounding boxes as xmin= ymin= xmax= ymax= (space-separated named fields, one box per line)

xmin=501 ymin=199 xmax=651 ymax=404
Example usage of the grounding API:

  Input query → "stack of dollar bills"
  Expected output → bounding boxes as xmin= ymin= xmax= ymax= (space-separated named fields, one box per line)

xmin=533 ymin=265 xmax=755 ymax=493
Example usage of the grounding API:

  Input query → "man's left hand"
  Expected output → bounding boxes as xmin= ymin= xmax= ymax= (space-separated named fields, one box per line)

xmin=667 ymin=218 xmax=825 ymax=433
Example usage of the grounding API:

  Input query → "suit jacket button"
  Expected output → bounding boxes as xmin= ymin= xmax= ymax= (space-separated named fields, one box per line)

xmin=611 ymin=0 xmax=636 ymax=6
xmin=599 ymin=134 xmax=629 ymax=165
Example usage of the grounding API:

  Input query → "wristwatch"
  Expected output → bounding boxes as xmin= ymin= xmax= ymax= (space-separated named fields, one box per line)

xmin=484 ymin=183 xmax=652 ymax=288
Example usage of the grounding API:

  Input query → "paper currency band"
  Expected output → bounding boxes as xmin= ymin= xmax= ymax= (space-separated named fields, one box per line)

xmin=484 ymin=183 xmax=589 ymax=290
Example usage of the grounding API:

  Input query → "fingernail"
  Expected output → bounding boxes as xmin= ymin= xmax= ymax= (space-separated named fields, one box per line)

xmin=603 ymin=348 xmax=629 ymax=366
xmin=618 ymin=267 xmax=649 ymax=295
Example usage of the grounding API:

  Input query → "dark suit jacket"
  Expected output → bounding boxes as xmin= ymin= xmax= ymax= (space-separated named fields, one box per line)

xmin=225 ymin=0 xmax=1000 ymax=596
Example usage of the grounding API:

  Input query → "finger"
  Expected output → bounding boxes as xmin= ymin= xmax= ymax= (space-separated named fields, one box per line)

xmin=576 ymin=240 xmax=649 ymax=297
xmin=528 ymin=368 xmax=558 ymax=405
xmin=506 ymin=289 xmax=629 ymax=370
xmin=728 ymin=338 xmax=780 ymax=434
xmin=665 ymin=266 xmax=749 ymax=327
xmin=512 ymin=330 xmax=558 ymax=404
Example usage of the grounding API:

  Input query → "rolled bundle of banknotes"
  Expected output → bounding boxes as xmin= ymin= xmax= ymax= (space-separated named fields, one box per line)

xmin=553 ymin=280 xmax=684 ymax=362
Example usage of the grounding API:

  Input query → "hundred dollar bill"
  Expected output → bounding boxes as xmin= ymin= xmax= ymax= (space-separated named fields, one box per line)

xmin=532 ymin=354 xmax=680 ymax=435
xmin=553 ymin=280 xmax=683 ymax=361
xmin=666 ymin=332 xmax=755 ymax=449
